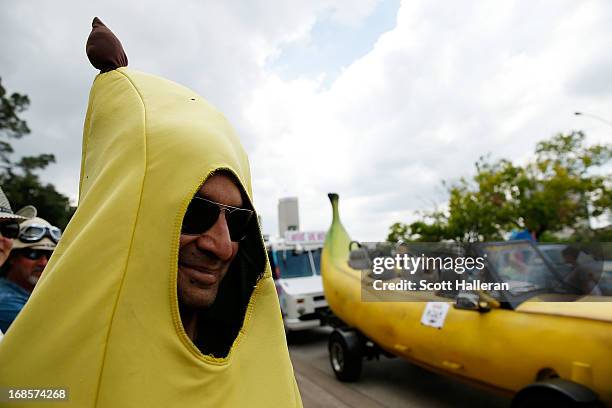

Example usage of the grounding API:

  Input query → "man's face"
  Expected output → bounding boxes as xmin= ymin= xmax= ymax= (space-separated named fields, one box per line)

xmin=177 ymin=173 xmax=242 ymax=310
xmin=6 ymin=249 xmax=51 ymax=293
xmin=0 ymin=222 xmax=15 ymax=266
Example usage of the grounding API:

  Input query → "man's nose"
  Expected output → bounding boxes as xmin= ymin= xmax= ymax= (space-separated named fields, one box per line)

xmin=196 ymin=211 xmax=234 ymax=260
xmin=37 ymin=256 xmax=49 ymax=267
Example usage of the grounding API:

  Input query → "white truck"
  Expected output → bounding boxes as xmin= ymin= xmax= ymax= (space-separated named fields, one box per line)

xmin=267 ymin=231 xmax=329 ymax=333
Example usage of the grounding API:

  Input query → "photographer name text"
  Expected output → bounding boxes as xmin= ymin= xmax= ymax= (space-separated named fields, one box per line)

xmin=371 ymin=279 xmax=509 ymax=291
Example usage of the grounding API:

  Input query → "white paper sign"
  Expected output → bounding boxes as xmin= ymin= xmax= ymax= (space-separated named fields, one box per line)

xmin=421 ymin=302 xmax=450 ymax=329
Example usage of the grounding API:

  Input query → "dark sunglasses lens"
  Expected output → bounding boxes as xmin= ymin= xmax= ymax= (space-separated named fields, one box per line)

xmin=0 ymin=222 xmax=20 ymax=239
xmin=227 ymin=209 xmax=253 ymax=241
xmin=181 ymin=198 xmax=220 ymax=235
xmin=23 ymin=250 xmax=52 ymax=260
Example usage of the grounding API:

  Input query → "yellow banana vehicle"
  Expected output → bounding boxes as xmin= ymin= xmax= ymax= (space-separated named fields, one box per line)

xmin=321 ymin=193 xmax=612 ymax=407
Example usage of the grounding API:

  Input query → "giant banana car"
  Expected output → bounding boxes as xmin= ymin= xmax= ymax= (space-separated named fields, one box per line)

xmin=321 ymin=193 xmax=612 ymax=407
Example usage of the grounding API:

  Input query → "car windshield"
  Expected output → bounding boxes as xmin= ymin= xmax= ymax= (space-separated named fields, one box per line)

xmin=277 ymin=248 xmax=321 ymax=278
xmin=481 ymin=243 xmax=551 ymax=295
xmin=480 ymin=241 xmax=608 ymax=299
xmin=538 ymin=245 xmax=572 ymax=275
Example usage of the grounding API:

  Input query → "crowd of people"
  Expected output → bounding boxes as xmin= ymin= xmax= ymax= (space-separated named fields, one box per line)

xmin=0 ymin=187 xmax=60 ymax=336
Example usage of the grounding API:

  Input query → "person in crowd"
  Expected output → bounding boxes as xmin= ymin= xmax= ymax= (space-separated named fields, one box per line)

xmin=0 ymin=216 xmax=60 ymax=332
xmin=0 ymin=186 xmax=29 ymax=339
xmin=561 ymin=245 xmax=602 ymax=295
xmin=0 ymin=187 xmax=27 ymax=267
xmin=0 ymin=18 xmax=302 ymax=407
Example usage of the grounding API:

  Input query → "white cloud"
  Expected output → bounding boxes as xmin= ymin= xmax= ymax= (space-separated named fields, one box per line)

xmin=247 ymin=0 xmax=612 ymax=240
xmin=1 ymin=0 xmax=611 ymax=241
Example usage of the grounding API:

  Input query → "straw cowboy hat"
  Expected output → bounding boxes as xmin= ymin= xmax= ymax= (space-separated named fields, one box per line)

xmin=0 ymin=186 xmax=28 ymax=222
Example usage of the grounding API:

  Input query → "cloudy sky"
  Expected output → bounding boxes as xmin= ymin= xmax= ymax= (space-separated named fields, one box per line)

xmin=1 ymin=0 xmax=611 ymax=240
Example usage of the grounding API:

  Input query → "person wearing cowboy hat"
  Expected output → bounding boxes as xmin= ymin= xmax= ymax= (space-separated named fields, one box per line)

xmin=0 ymin=186 xmax=30 ymax=339
xmin=0 ymin=216 xmax=61 ymax=333
xmin=0 ymin=186 xmax=30 ymax=268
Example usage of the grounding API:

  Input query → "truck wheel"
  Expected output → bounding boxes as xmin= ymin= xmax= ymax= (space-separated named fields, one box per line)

xmin=285 ymin=329 xmax=300 ymax=344
xmin=328 ymin=330 xmax=362 ymax=382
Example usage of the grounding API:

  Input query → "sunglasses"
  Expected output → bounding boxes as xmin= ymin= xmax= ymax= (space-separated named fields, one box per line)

xmin=16 ymin=249 xmax=53 ymax=261
xmin=0 ymin=221 xmax=20 ymax=239
xmin=19 ymin=224 xmax=62 ymax=243
xmin=182 ymin=197 xmax=254 ymax=242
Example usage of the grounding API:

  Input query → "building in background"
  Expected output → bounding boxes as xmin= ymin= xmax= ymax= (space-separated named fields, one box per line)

xmin=278 ymin=197 xmax=299 ymax=236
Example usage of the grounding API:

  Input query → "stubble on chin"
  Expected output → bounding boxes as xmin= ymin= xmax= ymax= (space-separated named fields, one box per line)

xmin=177 ymin=270 xmax=219 ymax=310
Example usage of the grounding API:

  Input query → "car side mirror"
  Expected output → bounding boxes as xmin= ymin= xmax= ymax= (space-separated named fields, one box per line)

xmin=454 ymin=292 xmax=490 ymax=313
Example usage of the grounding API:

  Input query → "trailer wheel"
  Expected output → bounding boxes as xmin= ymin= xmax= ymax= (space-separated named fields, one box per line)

xmin=328 ymin=330 xmax=362 ymax=382
xmin=512 ymin=379 xmax=602 ymax=408
xmin=514 ymin=390 xmax=578 ymax=408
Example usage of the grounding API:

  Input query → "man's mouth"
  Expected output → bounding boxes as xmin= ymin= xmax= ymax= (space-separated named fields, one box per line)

xmin=179 ymin=262 xmax=220 ymax=287
xmin=27 ymin=275 xmax=40 ymax=286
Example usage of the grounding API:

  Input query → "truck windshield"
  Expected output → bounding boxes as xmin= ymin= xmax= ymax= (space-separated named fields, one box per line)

xmin=277 ymin=249 xmax=321 ymax=278
xmin=311 ymin=249 xmax=322 ymax=275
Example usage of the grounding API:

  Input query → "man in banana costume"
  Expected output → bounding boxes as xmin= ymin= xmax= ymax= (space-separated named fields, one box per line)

xmin=0 ymin=18 xmax=302 ymax=407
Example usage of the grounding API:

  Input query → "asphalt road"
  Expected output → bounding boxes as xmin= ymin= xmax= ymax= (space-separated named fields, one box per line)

xmin=288 ymin=327 xmax=512 ymax=408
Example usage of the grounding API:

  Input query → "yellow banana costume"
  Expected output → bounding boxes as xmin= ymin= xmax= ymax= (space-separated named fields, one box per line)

xmin=0 ymin=18 xmax=302 ymax=408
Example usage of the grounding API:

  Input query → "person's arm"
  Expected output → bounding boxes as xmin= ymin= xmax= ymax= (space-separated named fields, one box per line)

xmin=0 ymin=297 xmax=22 ymax=333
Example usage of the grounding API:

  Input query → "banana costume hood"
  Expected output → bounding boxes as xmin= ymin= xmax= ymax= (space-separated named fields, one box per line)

xmin=0 ymin=18 xmax=302 ymax=407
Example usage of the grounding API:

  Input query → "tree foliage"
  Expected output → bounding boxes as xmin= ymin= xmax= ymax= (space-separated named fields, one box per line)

xmin=388 ymin=131 xmax=612 ymax=243
xmin=0 ymin=77 xmax=74 ymax=229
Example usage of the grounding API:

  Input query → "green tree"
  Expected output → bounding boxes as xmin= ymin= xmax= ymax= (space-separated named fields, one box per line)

xmin=0 ymin=77 xmax=74 ymax=229
xmin=0 ymin=77 xmax=30 ymax=166
xmin=388 ymin=131 xmax=612 ymax=243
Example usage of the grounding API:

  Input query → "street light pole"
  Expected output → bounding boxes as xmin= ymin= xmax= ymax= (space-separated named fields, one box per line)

xmin=572 ymin=111 xmax=612 ymax=230
xmin=574 ymin=111 xmax=612 ymax=128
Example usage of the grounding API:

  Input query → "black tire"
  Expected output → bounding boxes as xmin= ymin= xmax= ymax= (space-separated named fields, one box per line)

xmin=514 ymin=389 xmax=593 ymax=408
xmin=285 ymin=329 xmax=302 ymax=345
xmin=328 ymin=330 xmax=362 ymax=382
